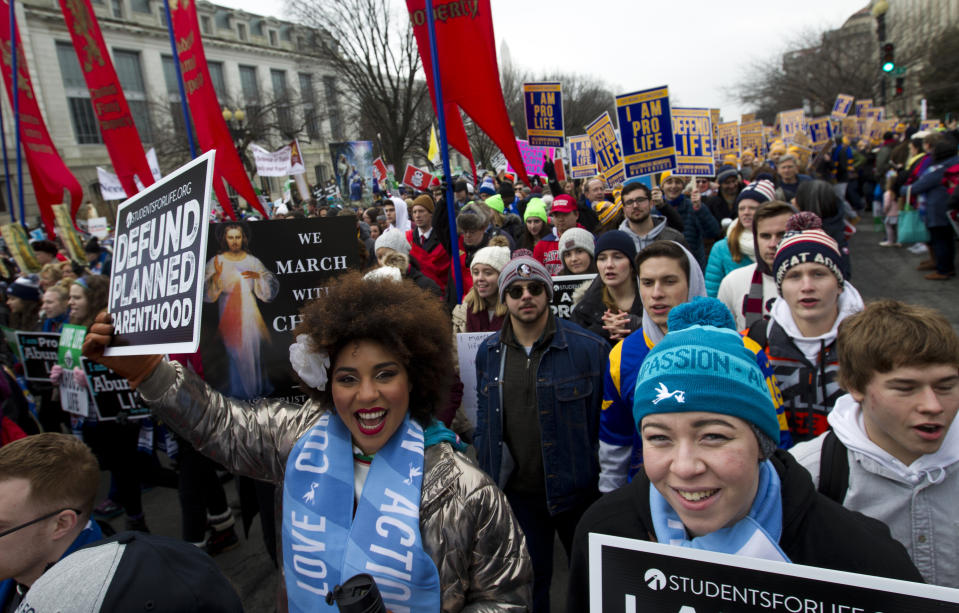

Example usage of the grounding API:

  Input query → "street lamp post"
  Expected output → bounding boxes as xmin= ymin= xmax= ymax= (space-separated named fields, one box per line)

xmin=222 ymin=107 xmax=252 ymax=174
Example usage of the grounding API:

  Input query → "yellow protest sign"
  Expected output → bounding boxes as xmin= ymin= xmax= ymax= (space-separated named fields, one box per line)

xmin=585 ymin=112 xmax=625 ymax=185
xmin=716 ymin=121 xmax=741 ymax=158
xmin=671 ymin=108 xmax=714 ymax=176
xmin=831 ymin=94 xmax=854 ymax=120
xmin=1 ymin=224 xmax=40 ymax=274
xmin=615 ymin=86 xmax=676 ymax=178
xmin=52 ymin=204 xmax=86 ymax=264
xmin=778 ymin=109 xmax=806 ymax=143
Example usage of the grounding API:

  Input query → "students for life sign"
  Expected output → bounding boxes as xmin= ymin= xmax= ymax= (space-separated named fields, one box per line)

xmin=402 ymin=164 xmax=434 ymax=191
xmin=615 ymin=85 xmax=676 ymax=178
xmin=523 ymin=82 xmax=565 ymax=148
xmin=671 ymin=108 xmax=714 ymax=177
xmin=105 ymin=151 xmax=214 ymax=356
xmin=589 ymin=534 xmax=959 ymax=613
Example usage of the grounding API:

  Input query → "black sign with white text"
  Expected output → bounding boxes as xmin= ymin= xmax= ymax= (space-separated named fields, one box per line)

xmin=198 ymin=216 xmax=359 ymax=404
xmin=589 ymin=534 xmax=959 ymax=613
xmin=16 ymin=332 xmax=59 ymax=382
xmin=105 ymin=151 xmax=214 ymax=356
xmin=551 ymin=274 xmax=595 ymax=320
xmin=83 ymin=358 xmax=150 ymax=421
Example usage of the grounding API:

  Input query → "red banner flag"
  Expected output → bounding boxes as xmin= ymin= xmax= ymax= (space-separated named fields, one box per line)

xmin=168 ymin=0 xmax=265 ymax=219
xmin=0 ymin=0 xmax=83 ymax=236
xmin=402 ymin=164 xmax=434 ymax=191
xmin=60 ymin=0 xmax=154 ymax=200
xmin=406 ymin=0 xmax=529 ymax=185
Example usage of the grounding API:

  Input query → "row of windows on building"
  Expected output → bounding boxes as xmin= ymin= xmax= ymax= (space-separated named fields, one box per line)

xmin=90 ymin=0 xmax=294 ymax=47
xmin=54 ymin=42 xmax=345 ymax=147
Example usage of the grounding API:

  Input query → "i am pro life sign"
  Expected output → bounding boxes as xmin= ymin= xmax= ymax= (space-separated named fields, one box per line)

xmin=524 ymin=82 xmax=565 ymax=148
xmin=616 ymin=85 xmax=676 ymax=178
xmin=105 ymin=151 xmax=214 ymax=356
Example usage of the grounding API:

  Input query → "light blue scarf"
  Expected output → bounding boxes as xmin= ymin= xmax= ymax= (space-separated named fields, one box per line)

xmin=649 ymin=459 xmax=791 ymax=562
xmin=282 ymin=412 xmax=442 ymax=612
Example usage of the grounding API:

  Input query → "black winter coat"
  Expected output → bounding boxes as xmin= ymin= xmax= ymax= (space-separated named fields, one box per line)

xmin=569 ymin=276 xmax=643 ymax=343
xmin=567 ymin=450 xmax=923 ymax=611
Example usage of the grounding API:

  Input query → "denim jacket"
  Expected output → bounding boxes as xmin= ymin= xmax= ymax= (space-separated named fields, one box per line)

xmin=474 ymin=317 xmax=609 ymax=515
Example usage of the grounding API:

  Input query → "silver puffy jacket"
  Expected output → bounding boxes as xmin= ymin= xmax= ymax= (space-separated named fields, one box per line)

xmin=139 ymin=360 xmax=532 ymax=612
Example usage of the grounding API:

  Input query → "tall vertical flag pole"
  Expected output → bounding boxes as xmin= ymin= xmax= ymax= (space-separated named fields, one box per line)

xmin=424 ymin=0 xmax=463 ymax=300
xmin=163 ymin=0 xmax=197 ymax=159
xmin=0 ymin=100 xmax=17 ymax=222
xmin=9 ymin=0 xmax=24 ymax=227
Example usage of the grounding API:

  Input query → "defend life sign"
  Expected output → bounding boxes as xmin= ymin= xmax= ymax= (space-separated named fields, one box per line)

xmin=568 ymin=135 xmax=599 ymax=179
xmin=716 ymin=121 xmax=741 ymax=158
xmin=616 ymin=86 xmax=676 ymax=178
xmin=831 ymin=94 xmax=855 ymax=120
xmin=589 ymin=534 xmax=959 ymax=613
xmin=105 ymin=150 xmax=214 ymax=356
xmin=855 ymin=99 xmax=873 ymax=118
xmin=585 ymin=112 xmax=625 ymax=185
xmin=524 ymin=82 xmax=564 ymax=148
xmin=671 ymin=108 xmax=714 ymax=177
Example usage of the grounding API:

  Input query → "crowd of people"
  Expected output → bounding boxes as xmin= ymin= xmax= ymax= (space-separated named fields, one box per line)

xmin=1 ymin=119 xmax=958 ymax=613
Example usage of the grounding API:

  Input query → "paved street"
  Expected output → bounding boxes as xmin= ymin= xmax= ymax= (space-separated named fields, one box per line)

xmin=102 ymin=212 xmax=959 ymax=612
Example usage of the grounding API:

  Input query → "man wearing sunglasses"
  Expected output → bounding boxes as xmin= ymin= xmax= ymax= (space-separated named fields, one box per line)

xmin=0 ymin=433 xmax=102 ymax=611
xmin=618 ymin=180 xmax=687 ymax=252
xmin=474 ymin=256 xmax=609 ymax=613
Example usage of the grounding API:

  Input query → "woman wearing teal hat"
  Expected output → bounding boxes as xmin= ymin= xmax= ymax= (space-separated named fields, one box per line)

xmin=566 ymin=299 xmax=923 ymax=610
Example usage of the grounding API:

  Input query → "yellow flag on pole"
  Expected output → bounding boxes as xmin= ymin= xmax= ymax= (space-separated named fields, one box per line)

xmin=428 ymin=124 xmax=440 ymax=164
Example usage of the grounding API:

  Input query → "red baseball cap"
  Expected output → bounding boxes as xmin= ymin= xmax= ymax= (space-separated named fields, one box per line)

xmin=551 ymin=194 xmax=577 ymax=214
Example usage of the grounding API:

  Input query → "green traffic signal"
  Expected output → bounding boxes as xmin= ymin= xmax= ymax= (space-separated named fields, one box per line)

xmin=882 ymin=61 xmax=895 ymax=72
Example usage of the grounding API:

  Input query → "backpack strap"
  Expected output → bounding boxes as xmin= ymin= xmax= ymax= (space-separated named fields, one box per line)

xmin=817 ymin=429 xmax=850 ymax=504
xmin=745 ymin=320 xmax=768 ymax=349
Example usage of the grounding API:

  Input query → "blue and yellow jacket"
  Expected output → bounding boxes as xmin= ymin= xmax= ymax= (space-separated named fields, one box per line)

xmin=598 ymin=327 xmax=791 ymax=492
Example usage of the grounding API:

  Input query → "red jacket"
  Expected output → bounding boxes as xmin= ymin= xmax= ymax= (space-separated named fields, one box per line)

xmin=533 ymin=234 xmax=561 ymax=275
xmin=407 ymin=228 xmax=450 ymax=293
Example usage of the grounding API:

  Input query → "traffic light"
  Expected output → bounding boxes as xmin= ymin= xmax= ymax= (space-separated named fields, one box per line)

xmin=881 ymin=43 xmax=895 ymax=72
xmin=895 ymin=77 xmax=904 ymax=97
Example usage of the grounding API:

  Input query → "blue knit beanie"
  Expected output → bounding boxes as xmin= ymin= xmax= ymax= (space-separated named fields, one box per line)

xmin=633 ymin=298 xmax=779 ymax=441
xmin=594 ymin=230 xmax=636 ymax=268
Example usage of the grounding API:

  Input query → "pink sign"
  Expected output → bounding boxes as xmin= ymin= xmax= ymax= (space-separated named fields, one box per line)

xmin=507 ymin=139 xmax=556 ymax=181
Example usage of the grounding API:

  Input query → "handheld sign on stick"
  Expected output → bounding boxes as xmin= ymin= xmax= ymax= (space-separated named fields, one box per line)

xmin=104 ymin=151 xmax=215 ymax=356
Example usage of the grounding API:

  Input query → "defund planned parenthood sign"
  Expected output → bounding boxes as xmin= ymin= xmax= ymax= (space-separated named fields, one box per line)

xmin=105 ymin=151 xmax=214 ymax=356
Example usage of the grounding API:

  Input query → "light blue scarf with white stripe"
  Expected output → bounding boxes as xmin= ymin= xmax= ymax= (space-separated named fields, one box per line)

xmin=649 ymin=459 xmax=791 ymax=563
xmin=282 ymin=412 xmax=441 ymax=612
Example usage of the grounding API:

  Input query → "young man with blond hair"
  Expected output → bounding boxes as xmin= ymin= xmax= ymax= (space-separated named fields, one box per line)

xmin=0 ymin=433 xmax=103 ymax=610
xmin=791 ymin=300 xmax=959 ymax=587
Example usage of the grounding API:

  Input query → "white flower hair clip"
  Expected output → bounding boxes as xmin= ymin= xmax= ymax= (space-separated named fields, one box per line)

xmin=289 ymin=334 xmax=330 ymax=391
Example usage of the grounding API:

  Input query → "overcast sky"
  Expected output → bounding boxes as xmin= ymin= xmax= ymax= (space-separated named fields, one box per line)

xmin=215 ymin=0 xmax=870 ymax=123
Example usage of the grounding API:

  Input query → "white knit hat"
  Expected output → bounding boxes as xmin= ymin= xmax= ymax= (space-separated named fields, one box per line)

xmin=558 ymin=227 xmax=595 ymax=259
xmin=374 ymin=228 xmax=410 ymax=256
xmin=469 ymin=246 xmax=510 ymax=273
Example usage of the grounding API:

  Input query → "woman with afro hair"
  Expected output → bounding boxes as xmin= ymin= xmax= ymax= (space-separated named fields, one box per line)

xmin=82 ymin=271 xmax=532 ymax=612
